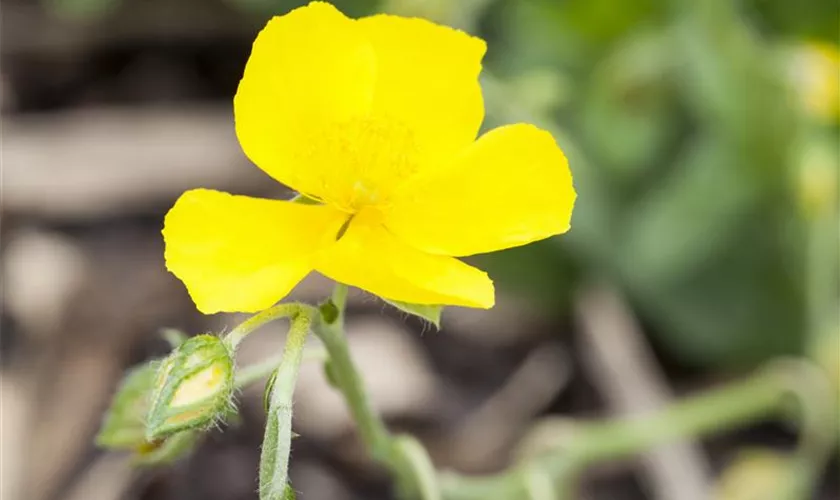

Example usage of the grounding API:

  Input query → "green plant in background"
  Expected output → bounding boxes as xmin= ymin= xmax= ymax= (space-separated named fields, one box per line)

xmin=90 ymin=0 xmax=838 ymax=499
xmin=471 ymin=0 xmax=839 ymax=370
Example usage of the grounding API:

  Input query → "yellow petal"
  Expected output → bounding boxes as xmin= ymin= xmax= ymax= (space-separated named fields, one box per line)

xmin=384 ymin=124 xmax=576 ymax=257
xmin=233 ymin=2 xmax=376 ymax=203
xmin=315 ymin=209 xmax=494 ymax=308
xmin=163 ymin=189 xmax=345 ymax=314
xmin=234 ymin=6 xmax=487 ymax=211
xmin=358 ymin=14 xmax=486 ymax=171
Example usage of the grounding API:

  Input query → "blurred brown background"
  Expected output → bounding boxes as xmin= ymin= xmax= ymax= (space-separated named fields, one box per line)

xmin=1 ymin=0 xmax=838 ymax=499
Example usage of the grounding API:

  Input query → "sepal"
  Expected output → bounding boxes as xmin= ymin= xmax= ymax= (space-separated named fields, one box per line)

xmin=146 ymin=334 xmax=235 ymax=440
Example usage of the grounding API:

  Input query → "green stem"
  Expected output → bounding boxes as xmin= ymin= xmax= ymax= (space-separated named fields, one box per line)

xmin=522 ymin=468 xmax=554 ymax=500
xmin=307 ymin=286 xmax=833 ymax=500
xmin=226 ymin=303 xmax=305 ymax=350
xmin=312 ymin=284 xmax=445 ymax=498
xmin=439 ymin=367 xmax=789 ymax=500
xmin=258 ymin=306 xmax=315 ymax=500
xmin=769 ymin=359 xmax=837 ymax=500
xmin=392 ymin=435 xmax=442 ymax=500
xmin=311 ymin=284 xmax=392 ymax=460
xmin=331 ymin=281 xmax=349 ymax=312
xmin=570 ymin=369 xmax=782 ymax=464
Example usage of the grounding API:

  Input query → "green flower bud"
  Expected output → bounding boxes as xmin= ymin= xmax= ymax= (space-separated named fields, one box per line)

xmin=96 ymin=361 xmax=160 ymax=449
xmin=97 ymin=358 xmax=201 ymax=465
xmin=146 ymin=334 xmax=234 ymax=440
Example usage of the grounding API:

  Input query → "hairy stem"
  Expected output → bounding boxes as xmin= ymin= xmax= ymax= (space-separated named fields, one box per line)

xmin=312 ymin=285 xmax=437 ymax=498
xmin=311 ymin=284 xmax=392 ymax=459
xmin=439 ymin=361 xmax=832 ymax=499
xmin=226 ymin=303 xmax=306 ymax=350
xmin=303 ymin=286 xmax=833 ymax=500
xmin=257 ymin=306 xmax=314 ymax=500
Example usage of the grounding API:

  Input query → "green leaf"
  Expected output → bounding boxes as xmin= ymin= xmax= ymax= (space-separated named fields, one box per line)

xmin=284 ymin=484 xmax=297 ymax=500
xmin=383 ymin=299 xmax=442 ymax=328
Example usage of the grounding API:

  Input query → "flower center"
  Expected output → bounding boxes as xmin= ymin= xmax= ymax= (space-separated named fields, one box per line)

xmin=296 ymin=116 xmax=420 ymax=212
xmin=333 ymin=206 xmax=385 ymax=242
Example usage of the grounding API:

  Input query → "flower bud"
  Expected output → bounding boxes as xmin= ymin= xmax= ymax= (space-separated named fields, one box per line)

xmin=96 ymin=361 xmax=160 ymax=449
xmin=146 ymin=334 xmax=234 ymax=440
xmin=787 ymin=42 xmax=840 ymax=122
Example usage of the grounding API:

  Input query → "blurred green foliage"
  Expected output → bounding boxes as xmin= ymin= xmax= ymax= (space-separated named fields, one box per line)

xmin=468 ymin=0 xmax=838 ymax=369
xmin=40 ymin=0 xmax=838 ymax=370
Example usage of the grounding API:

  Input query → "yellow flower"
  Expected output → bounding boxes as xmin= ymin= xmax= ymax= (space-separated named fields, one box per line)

xmin=162 ymin=1 xmax=576 ymax=314
xmin=787 ymin=42 xmax=840 ymax=121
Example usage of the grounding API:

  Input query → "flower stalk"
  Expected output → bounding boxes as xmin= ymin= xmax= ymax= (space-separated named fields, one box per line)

xmin=311 ymin=284 xmax=392 ymax=459
xmin=258 ymin=305 xmax=315 ymax=500
xmin=437 ymin=360 xmax=835 ymax=500
xmin=226 ymin=303 xmax=308 ymax=350
xmin=299 ymin=293 xmax=835 ymax=500
xmin=310 ymin=284 xmax=439 ymax=498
